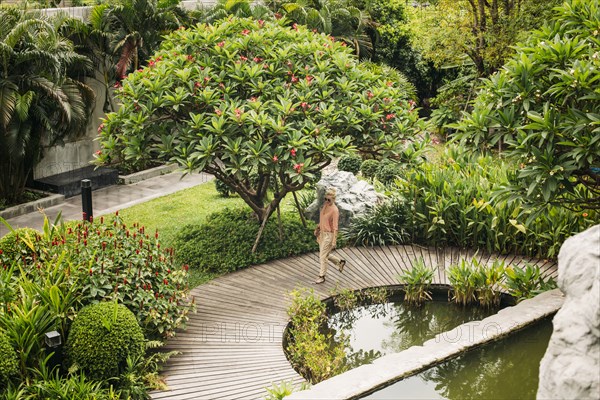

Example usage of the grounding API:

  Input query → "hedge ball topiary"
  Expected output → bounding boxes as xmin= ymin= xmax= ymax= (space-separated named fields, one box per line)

xmin=376 ymin=161 xmax=403 ymax=185
xmin=67 ymin=302 xmax=145 ymax=380
xmin=360 ymin=159 xmax=380 ymax=179
xmin=337 ymin=154 xmax=362 ymax=175
xmin=0 ymin=332 xmax=18 ymax=387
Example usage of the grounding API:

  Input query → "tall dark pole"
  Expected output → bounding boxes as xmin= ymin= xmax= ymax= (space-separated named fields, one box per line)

xmin=81 ymin=179 xmax=93 ymax=222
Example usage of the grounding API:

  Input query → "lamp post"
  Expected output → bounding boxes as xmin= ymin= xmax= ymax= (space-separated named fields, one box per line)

xmin=81 ymin=179 xmax=93 ymax=222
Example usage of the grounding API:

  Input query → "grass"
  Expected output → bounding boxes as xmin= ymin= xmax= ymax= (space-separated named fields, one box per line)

xmin=117 ymin=180 xmax=244 ymax=247
xmin=116 ymin=180 xmax=244 ymax=287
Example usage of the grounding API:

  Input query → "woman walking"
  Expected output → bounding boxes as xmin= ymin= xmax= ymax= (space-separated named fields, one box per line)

xmin=313 ymin=188 xmax=346 ymax=284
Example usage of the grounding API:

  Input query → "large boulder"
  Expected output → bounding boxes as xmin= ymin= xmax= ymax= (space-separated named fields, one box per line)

xmin=305 ymin=171 xmax=384 ymax=229
xmin=537 ymin=224 xmax=600 ymax=400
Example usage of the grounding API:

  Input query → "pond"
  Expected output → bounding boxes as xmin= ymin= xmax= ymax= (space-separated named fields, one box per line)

xmin=327 ymin=290 xmax=503 ymax=369
xmin=361 ymin=318 xmax=553 ymax=399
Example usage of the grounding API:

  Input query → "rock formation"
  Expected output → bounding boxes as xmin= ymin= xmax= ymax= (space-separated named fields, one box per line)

xmin=537 ymin=224 xmax=600 ymax=400
xmin=305 ymin=171 xmax=384 ymax=229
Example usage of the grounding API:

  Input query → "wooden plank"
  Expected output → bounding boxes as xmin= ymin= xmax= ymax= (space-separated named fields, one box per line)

xmin=152 ymin=245 xmax=555 ymax=399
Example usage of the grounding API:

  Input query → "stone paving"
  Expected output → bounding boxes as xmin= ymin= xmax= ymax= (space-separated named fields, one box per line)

xmin=0 ymin=171 xmax=212 ymax=236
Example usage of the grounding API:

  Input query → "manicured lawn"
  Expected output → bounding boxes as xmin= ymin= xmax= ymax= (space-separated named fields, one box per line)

xmin=118 ymin=180 xmax=243 ymax=246
xmin=117 ymin=181 xmax=244 ymax=287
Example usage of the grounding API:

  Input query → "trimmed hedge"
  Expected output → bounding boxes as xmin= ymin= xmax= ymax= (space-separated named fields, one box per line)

xmin=375 ymin=160 xmax=403 ymax=184
xmin=66 ymin=302 xmax=145 ymax=380
xmin=338 ymin=155 xmax=362 ymax=175
xmin=360 ymin=159 xmax=380 ymax=179
xmin=215 ymin=179 xmax=231 ymax=197
xmin=174 ymin=208 xmax=318 ymax=274
xmin=0 ymin=332 xmax=18 ymax=388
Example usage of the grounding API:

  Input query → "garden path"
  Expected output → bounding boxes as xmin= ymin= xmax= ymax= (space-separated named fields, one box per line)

xmin=151 ymin=245 xmax=557 ymax=400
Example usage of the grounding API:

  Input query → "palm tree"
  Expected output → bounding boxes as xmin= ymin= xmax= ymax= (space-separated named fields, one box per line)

xmin=192 ymin=0 xmax=273 ymax=24
xmin=268 ymin=0 xmax=374 ymax=58
xmin=102 ymin=0 xmax=188 ymax=78
xmin=0 ymin=9 xmax=95 ymax=204
xmin=65 ymin=0 xmax=188 ymax=115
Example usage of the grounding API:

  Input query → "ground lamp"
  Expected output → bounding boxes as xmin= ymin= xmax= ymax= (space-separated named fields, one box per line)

xmin=44 ymin=331 xmax=61 ymax=348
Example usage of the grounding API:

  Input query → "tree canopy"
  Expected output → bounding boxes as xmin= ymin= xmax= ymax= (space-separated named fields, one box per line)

xmin=96 ymin=17 xmax=419 ymax=223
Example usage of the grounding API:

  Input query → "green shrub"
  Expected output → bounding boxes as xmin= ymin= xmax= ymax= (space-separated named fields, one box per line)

xmin=67 ymin=302 xmax=145 ymax=380
xmin=360 ymin=159 xmax=380 ymax=179
xmin=214 ymin=179 xmax=231 ymax=197
xmin=476 ymin=260 xmax=505 ymax=308
xmin=342 ymin=197 xmax=410 ymax=246
xmin=391 ymin=145 xmax=597 ymax=259
xmin=454 ymin=0 xmax=600 ymax=210
xmin=504 ymin=264 xmax=557 ymax=302
xmin=375 ymin=161 xmax=403 ymax=185
xmin=338 ymin=155 xmax=362 ymax=175
xmin=447 ymin=259 xmax=478 ymax=306
xmin=397 ymin=258 xmax=434 ymax=306
xmin=0 ymin=228 xmax=41 ymax=262
xmin=0 ymin=332 xmax=18 ymax=388
xmin=174 ymin=208 xmax=318 ymax=274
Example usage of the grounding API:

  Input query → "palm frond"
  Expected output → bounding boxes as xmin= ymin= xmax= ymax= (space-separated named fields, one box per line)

xmin=0 ymin=80 xmax=18 ymax=129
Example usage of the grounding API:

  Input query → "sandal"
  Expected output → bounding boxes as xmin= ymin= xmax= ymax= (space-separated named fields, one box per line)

xmin=314 ymin=276 xmax=325 ymax=284
xmin=338 ymin=259 xmax=346 ymax=273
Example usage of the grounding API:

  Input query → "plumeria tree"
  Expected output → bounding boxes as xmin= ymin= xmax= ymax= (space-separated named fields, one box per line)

xmin=96 ymin=17 xmax=419 ymax=226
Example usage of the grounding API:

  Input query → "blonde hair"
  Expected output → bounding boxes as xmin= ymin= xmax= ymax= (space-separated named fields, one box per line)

xmin=325 ymin=188 xmax=336 ymax=199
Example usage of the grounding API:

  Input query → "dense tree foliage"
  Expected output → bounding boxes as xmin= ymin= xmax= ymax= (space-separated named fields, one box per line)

xmin=409 ymin=0 xmax=563 ymax=77
xmin=67 ymin=0 xmax=187 ymax=113
xmin=96 ymin=18 xmax=419 ymax=223
xmin=454 ymin=0 xmax=600 ymax=211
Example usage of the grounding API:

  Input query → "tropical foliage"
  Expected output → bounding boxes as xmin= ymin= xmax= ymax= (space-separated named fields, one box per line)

xmin=96 ymin=17 xmax=419 ymax=224
xmin=454 ymin=0 xmax=600 ymax=211
xmin=346 ymin=146 xmax=597 ymax=258
xmin=397 ymin=258 xmax=434 ymax=306
xmin=0 ymin=9 xmax=95 ymax=203
xmin=0 ymin=215 xmax=194 ymax=397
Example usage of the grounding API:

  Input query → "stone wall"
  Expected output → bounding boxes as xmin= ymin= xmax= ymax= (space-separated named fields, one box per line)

xmin=537 ymin=225 xmax=600 ymax=400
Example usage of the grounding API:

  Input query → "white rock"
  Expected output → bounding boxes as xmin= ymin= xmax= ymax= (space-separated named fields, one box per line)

xmin=538 ymin=224 xmax=600 ymax=400
xmin=305 ymin=171 xmax=384 ymax=228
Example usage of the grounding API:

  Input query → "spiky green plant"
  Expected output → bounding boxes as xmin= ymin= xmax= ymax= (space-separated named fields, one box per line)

xmin=398 ymin=258 xmax=434 ymax=306
xmin=447 ymin=258 xmax=478 ymax=306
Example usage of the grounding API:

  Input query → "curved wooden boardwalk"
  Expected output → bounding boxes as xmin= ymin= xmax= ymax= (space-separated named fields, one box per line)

xmin=151 ymin=245 xmax=558 ymax=400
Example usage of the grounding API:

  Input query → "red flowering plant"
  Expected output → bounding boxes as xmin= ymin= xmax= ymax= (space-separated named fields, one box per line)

xmin=37 ymin=214 xmax=195 ymax=339
xmin=96 ymin=17 xmax=419 ymax=225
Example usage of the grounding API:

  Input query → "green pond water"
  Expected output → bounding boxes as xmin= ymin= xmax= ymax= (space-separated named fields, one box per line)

xmin=328 ymin=298 xmax=499 ymax=369
xmin=362 ymin=318 xmax=553 ymax=399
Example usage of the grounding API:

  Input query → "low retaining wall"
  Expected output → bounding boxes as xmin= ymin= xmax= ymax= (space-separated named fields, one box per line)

xmin=0 ymin=191 xmax=64 ymax=220
xmin=286 ymin=289 xmax=564 ymax=400
xmin=118 ymin=164 xmax=179 ymax=185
